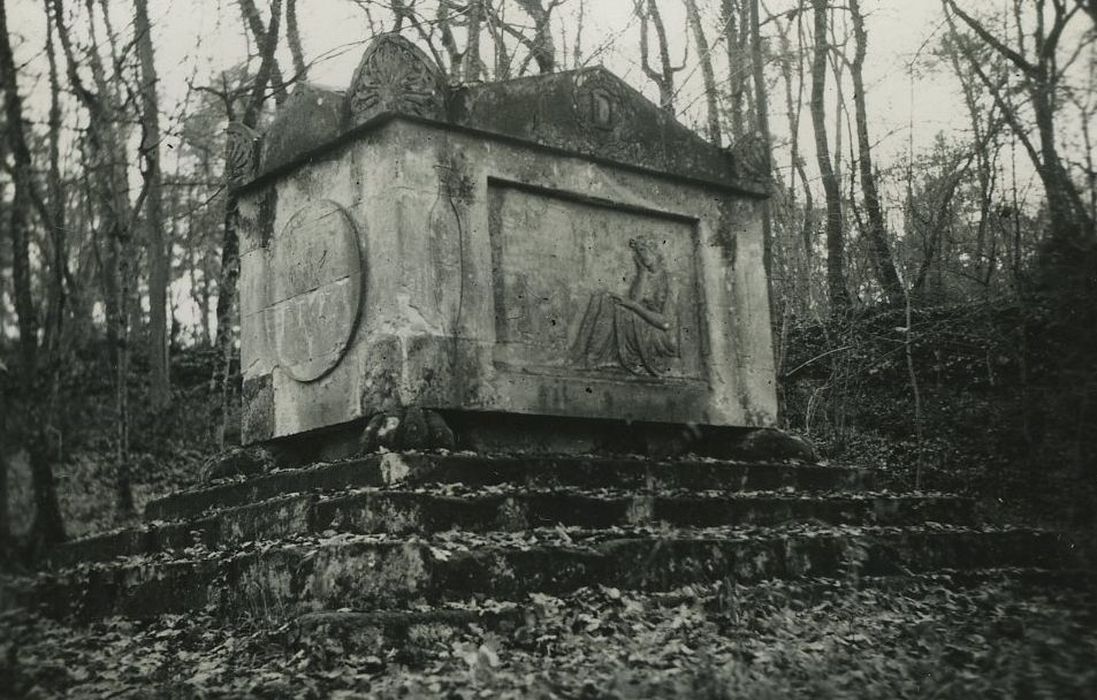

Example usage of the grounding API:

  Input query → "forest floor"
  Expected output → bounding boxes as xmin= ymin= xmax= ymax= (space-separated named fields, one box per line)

xmin=2 ymin=574 xmax=1094 ymax=699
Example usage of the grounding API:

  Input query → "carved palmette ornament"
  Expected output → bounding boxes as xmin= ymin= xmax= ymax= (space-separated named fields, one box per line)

xmin=346 ymin=34 xmax=446 ymax=126
xmin=225 ymin=121 xmax=262 ymax=187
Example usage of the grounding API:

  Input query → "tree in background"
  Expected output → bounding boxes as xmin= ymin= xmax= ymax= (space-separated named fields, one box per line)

xmin=1 ymin=0 xmax=66 ymax=550
xmin=808 ymin=0 xmax=850 ymax=312
xmin=943 ymin=0 xmax=1094 ymax=284
xmin=135 ymin=0 xmax=171 ymax=412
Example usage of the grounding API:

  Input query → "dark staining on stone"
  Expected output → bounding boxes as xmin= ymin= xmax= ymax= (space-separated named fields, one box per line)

xmin=435 ymin=150 xmax=476 ymax=207
xmin=260 ymin=84 xmax=346 ymax=177
xmin=712 ymin=199 xmax=738 ymax=269
xmin=242 ymin=374 xmax=275 ymax=444
xmin=258 ymin=187 xmax=278 ymax=250
xmin=359 ymin=336 xmax=402 ymax=415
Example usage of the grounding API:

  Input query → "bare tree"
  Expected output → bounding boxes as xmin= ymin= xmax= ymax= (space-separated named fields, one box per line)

xmin=637 ymin=0 xmax=686 ymax=114
xmin=684 ymin=0 xmax=721 ymax=144
xmin=53 ymin=0 xmax=148 ymax=519
xmin=239 ymin=0 xmax=289 ymax=103
xmin=286 ymin=0 xmax=308 ymax=80
xmin=514 ymin=0 xmax=558 ymax=74
xmin=0 ymin=0 xmax=39 ymax=377
xmin=750 ymin=0 xmax=774 ymax=283
xmin=42 ymin=0 xmax=67 ymax=360
xmin=484 ymin=0 xmax=562 ymax=77
xmin=721 ymin=0 xmax=750 ymax=140
xmin=848 ymin=0 xmax=904 ymax=305
xmin=944 ymin=0 xmax=1094 ymax=249
xmin=809 ymin=0 xmax=849 ymax=311
xmin=465 ymin=0 xmax=484 ymax=81
xmin=940 ymin=26 xmax=1005 ymax=290
xmin=1 ymin=0 xmax=67 ymax=549
xmin=135 ymin=0 xmax=171 ymax=410
xmin=774 ymin=0 xmax=815 ymax=267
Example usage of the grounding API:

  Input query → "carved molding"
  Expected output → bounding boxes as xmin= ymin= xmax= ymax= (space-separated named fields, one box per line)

xmin=347 ymin=34 xmax=446 ymax=126
xmin=225 ymin=121 xmax=262 ymax=187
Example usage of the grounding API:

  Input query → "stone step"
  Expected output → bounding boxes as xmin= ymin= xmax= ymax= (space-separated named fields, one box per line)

xmin=287 ymin=605 xmax=524 ymax=664
xmin=143 ymin=453 xmax=878 ymax=522
xmin=20 ymin=524 xmax=1070 ymax=621
xmin=282 ymin=566 xmax=1093 ymax=659
xmin=51 ymin=488 xmax=969 ymax=568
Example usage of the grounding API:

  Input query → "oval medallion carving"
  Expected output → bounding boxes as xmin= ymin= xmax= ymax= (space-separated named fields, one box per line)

xmin=265 ymin=199 xmax=363 ymax=382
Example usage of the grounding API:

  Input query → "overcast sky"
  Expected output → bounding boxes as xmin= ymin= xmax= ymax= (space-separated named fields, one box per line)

xmin=6 ymin=0 xmax=1029 ymax=160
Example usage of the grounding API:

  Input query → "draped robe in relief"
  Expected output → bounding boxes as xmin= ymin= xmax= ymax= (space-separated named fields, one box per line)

xmin=569 ymin=248 xmax=678 ymax=376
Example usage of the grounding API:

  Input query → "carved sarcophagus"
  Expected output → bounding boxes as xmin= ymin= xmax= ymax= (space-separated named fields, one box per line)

xmin=232 ymin=34 xmax=776 ymax=446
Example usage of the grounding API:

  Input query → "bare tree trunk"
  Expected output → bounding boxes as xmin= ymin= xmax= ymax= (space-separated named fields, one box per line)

xmin=638 ymin=0 xmax=685 ymax=114
xmin=285 ymin=0 xmax=307 ymax=80
xmin=774 ymin=1 xmax=815 ymax=270
xmin=437 ymin=0 xmax=467 ymax=77
xmin=2 ymin=0 xmax=66 ymax=549
xmin=722 ymin=0 xmax=745 ymax=140
xmin=945 ymin=0 xmax=1094 ymax=245
xmin=943 ymin=25 xmax=1001 ymax=290
xmin=465 ymin=0 xmax=483 ymax=81
xmin=514 ymin=0 xmax=556 ymax=74
xmin=849 ymin=0 xmax=903 ymax=305
xmin=573 ymin=0 xmax=585 ymax=68
xmin=0 ymin=0 xmax=39 ymax=377
xmin=749 ymin=0 xmax=773 ymax=278
xmin=809 ymin=0 xmax=849 ymax=312
xmin=135 ymin=0 xmax=171 ymax=411
xmin=239 ymin=0 xmax=289 ymax=103
xmin=42 ymin=0 xmax=67 ymax=359
xmin=684 ymin=0 xmax=721 ymax=145
xmin=53 ymin=0 xmax=140 ymax=519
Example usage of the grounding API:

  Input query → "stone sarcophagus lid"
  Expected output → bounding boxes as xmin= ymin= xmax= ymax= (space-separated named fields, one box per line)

xmin=232 ymin=34 xmax=776 ymax=446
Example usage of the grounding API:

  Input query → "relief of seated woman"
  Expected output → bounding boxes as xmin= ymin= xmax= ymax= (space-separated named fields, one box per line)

xmin=569 ymin=235 xmax=679 ymax=377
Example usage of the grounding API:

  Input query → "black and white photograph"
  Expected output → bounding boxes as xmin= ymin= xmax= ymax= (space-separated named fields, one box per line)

xmin=0 ymin=0 xmax=1095 ymax=696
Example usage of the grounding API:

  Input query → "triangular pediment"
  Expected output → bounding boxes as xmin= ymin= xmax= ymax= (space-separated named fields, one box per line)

xmin=455 ymin=66 xmax=753 ymax=191
xmin=235 ymin=36 xmax=759 ymax=194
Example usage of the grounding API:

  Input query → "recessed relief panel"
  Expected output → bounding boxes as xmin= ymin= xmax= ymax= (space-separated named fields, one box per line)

xmin=488 ymin=183 xmax=706 ymax=383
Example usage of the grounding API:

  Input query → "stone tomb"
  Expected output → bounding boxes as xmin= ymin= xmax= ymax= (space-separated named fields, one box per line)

xmin=232 ymin=34 xmax=776 ymax=448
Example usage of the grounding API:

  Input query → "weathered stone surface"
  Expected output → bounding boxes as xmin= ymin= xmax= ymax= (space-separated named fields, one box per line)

xmin=264 ymin=198 xmax=363 ymax=382
xmin=143 ymin=453 xmax=878 ymax=522
xmin=359 ymin=408 xmax=456 ymax=452
xmin=200 ymin=445 xmax=276 ymax=483
xmin=50 ymin=488 xmax=975 ymax=568
xmin=232 ymin=35 xmax=776 ymax=444
xmin=19 ymin=525 xmax=1074 ymax=621
xmin=259 ymin=84 xmax=346 ymax=177
xmin=454 ymin=68 xmax=759 ymax=194
xmin=237 ymin=117 xmax=776 ymax=442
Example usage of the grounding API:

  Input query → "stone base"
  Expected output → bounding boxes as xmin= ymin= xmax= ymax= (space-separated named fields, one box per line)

xmin=258 ymin=411 xmax=818 ymax=468
xmin=16 ymin=449 xmax=1077 ymax=623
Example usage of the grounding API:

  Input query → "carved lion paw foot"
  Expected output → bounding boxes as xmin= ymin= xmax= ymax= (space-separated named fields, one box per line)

xmin=358 ymin=408 xmax=456 ymax=453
